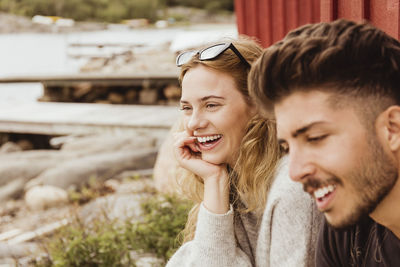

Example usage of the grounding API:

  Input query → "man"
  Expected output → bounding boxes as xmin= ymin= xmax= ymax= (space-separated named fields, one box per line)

xmin=249 ymin=19 xmax=400 ymax=266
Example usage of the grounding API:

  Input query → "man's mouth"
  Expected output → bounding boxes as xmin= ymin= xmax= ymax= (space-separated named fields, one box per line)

xmin=314 ymin=184 xmax=336 ymax=200
xmin=312 ymin=183 xmax=337 ymax=210
xmin=196 ymin=134 xmax=222 ymax=150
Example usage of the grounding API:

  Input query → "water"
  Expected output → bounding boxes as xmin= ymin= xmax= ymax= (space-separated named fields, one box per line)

xmin=0 ymin=24 xmax=237 ymax=104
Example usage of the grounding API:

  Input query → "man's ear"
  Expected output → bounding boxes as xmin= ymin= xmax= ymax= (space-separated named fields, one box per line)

xmin=379 ymin=106 xmax=400 ymax=151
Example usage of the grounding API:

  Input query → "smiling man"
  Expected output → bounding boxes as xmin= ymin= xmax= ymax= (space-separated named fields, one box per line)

xmin=249 ymin=19 xmax=400 ymax=266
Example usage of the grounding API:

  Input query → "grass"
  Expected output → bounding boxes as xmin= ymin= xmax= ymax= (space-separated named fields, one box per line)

xmin=32 ymin=193 xmax=192 ymax=266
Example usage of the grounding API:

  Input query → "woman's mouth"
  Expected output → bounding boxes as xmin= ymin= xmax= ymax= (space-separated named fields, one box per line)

xmin=196 ymin=134 xmax=222 ymax=151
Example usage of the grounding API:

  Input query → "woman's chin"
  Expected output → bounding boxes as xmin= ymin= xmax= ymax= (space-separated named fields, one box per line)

xmin=201 ymin=153 xmax=226 ymax=165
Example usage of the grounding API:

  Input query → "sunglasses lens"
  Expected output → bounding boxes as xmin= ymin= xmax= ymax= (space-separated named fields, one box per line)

xmin=199 ymin=44 xmax=227 ymax=60
xmin=176 ymin=51 xmax=197 ymax=66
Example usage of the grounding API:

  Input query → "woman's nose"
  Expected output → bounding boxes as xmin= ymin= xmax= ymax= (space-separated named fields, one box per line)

xmin=187 ymin=111 xmax=207 ymax=131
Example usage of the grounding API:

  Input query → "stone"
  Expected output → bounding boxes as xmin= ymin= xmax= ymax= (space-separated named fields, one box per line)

xmin=25 ymin=185 xmax=68 ymax=210
xmin=108 ymin=92 xmax=125 ymax=104
xmin=139 ymin=88 xmax=158 ymax=104
xmin=125 ymin=89 xmax=137 ymax=103
xmin=16 ymin=139 xmax=34 ymax=151
xmin=163 ymin=84 xmax=181 ymax=102
xmin=0 ymin=142 xmax=22 ymax=153
xmin=0 ymin=242 xmax=39 ymax=258
xmin=153 ymin=120 xmax=181 ymax=193
xmin=78 ymin=193 xmax=147 ymax=224
xmin=72 ymin=82 xmax=92 ymax=98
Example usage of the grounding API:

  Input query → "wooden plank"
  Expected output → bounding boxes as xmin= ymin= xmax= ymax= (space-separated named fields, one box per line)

xmin=0 ymin=102 xmax=180 ymax=135
xmin=0 ymin=73 xmax=179 ymax=87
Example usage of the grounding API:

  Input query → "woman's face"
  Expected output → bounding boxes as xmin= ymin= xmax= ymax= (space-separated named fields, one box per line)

xmin=180 ymin=65 xmax=254 ymax=166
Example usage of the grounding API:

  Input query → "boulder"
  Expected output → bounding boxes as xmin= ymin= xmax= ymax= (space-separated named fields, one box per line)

xmin=25 ymin=185 xmax=68 ymax=210
xmin=0 ymin=142 xmax=22 ymax=153
xmin=0 ymin=242 xmax=39 ymax=258
xmin=153 ymin=120 xmax=181 ymax=193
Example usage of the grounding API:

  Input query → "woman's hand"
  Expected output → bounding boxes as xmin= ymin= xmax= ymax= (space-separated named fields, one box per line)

xmin=173 ymin=131 xmax=230 ymax=214
xmin=173 ymin=131 xmax=224 ymax=179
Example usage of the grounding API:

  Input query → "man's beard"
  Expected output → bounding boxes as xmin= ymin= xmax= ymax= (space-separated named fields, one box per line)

xmin=303 ymin=133 xmax=398 ymax=229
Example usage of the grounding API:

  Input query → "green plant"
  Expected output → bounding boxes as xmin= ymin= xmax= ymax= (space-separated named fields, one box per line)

xmin=125 ymin=195 xmax=192 ymax=261
xmin=68 ymin=177 xmax=114 ymax=205
xmin=33 ymin=194 xmax=192 ymax=266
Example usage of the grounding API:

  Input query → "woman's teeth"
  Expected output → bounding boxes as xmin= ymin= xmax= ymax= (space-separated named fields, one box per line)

xmin=196 ymin=134 xmax=222 ymax=143
xmin=314 ymin=184 xmax=336 ymax=199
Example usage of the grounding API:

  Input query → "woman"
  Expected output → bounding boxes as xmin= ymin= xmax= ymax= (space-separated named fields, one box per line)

xmin=166 ymin=37 xmax=321 ymax=267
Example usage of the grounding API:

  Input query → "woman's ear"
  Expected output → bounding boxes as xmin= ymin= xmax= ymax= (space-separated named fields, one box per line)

xmin=379 ymin=106 xmax=400 ymax=152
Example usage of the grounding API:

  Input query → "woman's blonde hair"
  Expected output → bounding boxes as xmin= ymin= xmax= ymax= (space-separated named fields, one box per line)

xmin=175 ymin=36 xmax=282 ymax=242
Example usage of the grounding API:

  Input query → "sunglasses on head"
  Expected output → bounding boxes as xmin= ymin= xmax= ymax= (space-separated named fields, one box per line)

xmin=176 ymin=42 xmax=250 ymax=68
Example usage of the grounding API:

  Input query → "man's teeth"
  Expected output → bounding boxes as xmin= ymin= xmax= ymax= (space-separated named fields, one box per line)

xmin=314 ymin=185 xmax=336 ymax=199
xmin=196 ymin=134 xmax=222 ymax=143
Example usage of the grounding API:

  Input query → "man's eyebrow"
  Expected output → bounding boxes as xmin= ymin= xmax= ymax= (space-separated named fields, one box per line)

xmin=277 ymin=121 xmax=327 ymax=145
xmin=180 ymin=95 xmax=225 ymax=104
xmin=292 ymin=121 xmax=327 ymax=138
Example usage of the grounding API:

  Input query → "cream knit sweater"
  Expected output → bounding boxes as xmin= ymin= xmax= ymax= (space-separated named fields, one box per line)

xmin=166 ymin=158 xmax=322 ymax=267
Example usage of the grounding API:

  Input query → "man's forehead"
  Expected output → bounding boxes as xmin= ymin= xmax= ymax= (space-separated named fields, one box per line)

xmin=274 ymin=91 xmax=335 ymax=138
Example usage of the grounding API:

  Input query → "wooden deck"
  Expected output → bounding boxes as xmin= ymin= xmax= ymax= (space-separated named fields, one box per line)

xmin=0 ymin=73 xmax=179 ymax=87
xmin=0 ymin=102 xmax=180 ymax=136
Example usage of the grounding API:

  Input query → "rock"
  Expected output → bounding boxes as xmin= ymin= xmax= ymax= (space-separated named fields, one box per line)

xmin=153 ymin=120 xmax=181 ymax=193
xmin=72 ymin=83 xmax=92 ymax=98
xmin=25 ymin=185 xmax=68 ymax=210
xmin=134 ymin=252 xmax=164 ymax=267
xmin=104 ymin=179 xmax=120 ymax=191
xmin=139 ymin=88 xmax=158 ymax=104
xmin=163 ymin=84 xmax=181 ymax=102
xmin=0 ymin=142 xmax=22 ymax=153
xmin=108 ymin=92 xmax=125 ymax=104
xmin=0 ymin=242 xmax=39 ymax=258
xmin=16 ymin=139 xmax=34 ymax=150
xmin=125 ymin=89 xmax=137 ymax=103
xmin=78 ymin=193 xmax=147 ymax=224
xmin=26 ymin=148 xmax=158 ymax=190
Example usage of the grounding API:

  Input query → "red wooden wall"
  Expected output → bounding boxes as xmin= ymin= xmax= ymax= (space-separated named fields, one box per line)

xmin=235 ymin=0 xmax=400 ymax=47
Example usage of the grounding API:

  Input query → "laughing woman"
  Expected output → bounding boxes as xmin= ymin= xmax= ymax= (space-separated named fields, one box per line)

xmin=166 ymin=37 xmax=322 ymax=267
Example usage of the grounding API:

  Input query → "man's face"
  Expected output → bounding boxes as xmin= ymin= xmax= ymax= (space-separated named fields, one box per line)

xmin=275 ymin=90 xmax=398 ymax=228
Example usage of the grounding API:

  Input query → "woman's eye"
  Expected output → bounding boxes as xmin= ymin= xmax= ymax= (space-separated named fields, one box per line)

xmin=180 ymin=106 xmax=191 ymax=110
xmin=307 ymin=135 xmax=327 ymax=143
xmin=206 ymin=103 xmax=219 ymax=109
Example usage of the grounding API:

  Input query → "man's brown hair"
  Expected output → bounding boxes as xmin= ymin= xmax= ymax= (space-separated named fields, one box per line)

xmin=249 ymin=19 xmax=400 ymax=115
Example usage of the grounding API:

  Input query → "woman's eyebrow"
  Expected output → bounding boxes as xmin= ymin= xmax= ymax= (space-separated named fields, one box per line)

xmin=180 ymin=95 xmax=225 ymax=104
xmin=199 ymin=95 xmax=225 ymax=102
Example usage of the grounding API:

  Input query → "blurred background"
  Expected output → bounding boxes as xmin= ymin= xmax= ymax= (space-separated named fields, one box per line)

xmin=0 ymin=0 xmax=398 ymax=266
xmin=0 ymin=1 xmax=240 ymax=266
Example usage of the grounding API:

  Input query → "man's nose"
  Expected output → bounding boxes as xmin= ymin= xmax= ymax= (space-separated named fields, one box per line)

xmin=288 ymin=147 xmax=316 ymax=183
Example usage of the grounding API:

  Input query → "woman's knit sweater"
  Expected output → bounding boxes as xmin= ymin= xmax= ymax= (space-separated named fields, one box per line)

xmin=166 ymin=158 xmax=322 ymax=267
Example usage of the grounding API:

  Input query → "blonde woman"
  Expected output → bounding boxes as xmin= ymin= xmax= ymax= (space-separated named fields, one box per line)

xmin=166 ymin=37 xmax=322 ymax=267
